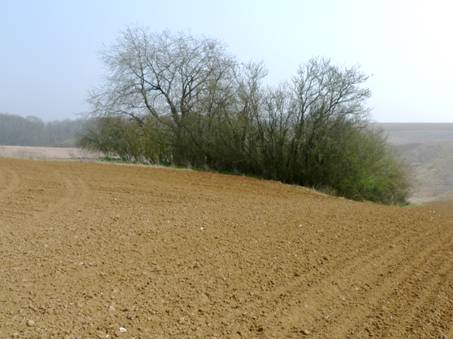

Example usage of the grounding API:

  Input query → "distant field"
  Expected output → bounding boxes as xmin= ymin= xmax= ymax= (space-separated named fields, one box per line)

xmin=380 ymin=123 xmax=453 ymax=144
xmin=0 ymin=145 xmax=100 ymax=160
xmin=380 ymin=123 xmax=453 ymax=203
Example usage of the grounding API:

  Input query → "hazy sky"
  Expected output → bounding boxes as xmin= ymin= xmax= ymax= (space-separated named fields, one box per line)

xmin=1 ymin=0 xmax=453 ymax=122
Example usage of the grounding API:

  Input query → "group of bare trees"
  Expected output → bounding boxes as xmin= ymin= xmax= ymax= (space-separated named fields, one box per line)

xmin=80 ymin=28 xmax=408 ymax=204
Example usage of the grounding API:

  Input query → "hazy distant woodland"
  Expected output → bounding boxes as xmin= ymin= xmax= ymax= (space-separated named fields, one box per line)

xmin=0 ymin=113 xmax=85 ymax=147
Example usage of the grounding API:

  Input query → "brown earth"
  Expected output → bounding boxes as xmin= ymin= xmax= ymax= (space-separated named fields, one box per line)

xmin=0 ymin=158 xmax=452 ymax=338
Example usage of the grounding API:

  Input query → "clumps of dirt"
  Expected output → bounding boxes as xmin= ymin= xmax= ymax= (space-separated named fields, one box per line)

xmin=0 ymin=158 xmax=452 ymax=338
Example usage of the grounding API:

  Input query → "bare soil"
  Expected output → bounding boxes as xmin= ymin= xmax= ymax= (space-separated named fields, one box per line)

xmin=0 ymin=158 xmax=452 ymax=338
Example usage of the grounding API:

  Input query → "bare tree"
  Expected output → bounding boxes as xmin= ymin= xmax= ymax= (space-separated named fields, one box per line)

xmin=89 ymin=28 xmax=236 ymax=164
xmin=285 ymin=58 xmax=371 ymax=181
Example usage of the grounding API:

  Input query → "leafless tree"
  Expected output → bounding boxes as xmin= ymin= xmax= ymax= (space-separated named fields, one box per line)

xmin=89 ymin=28 xmax=236 ymax=164
xmin=284 ymin=58 xmax=371 ymax=180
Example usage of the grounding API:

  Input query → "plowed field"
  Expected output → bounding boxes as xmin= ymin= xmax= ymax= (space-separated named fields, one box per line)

xmin=0 ymin=158 xmax=452 ymax=338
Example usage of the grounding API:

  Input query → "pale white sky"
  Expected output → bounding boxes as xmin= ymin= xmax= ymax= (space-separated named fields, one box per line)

xmin=1 ymin=0 xmax=452 ymax=122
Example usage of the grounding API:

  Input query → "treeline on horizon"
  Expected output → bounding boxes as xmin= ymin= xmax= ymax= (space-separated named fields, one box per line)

xmin=79 ymin=28 xmax=409 ymax=204
xmin=0 ymin=113 xmax=84 ymax=147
